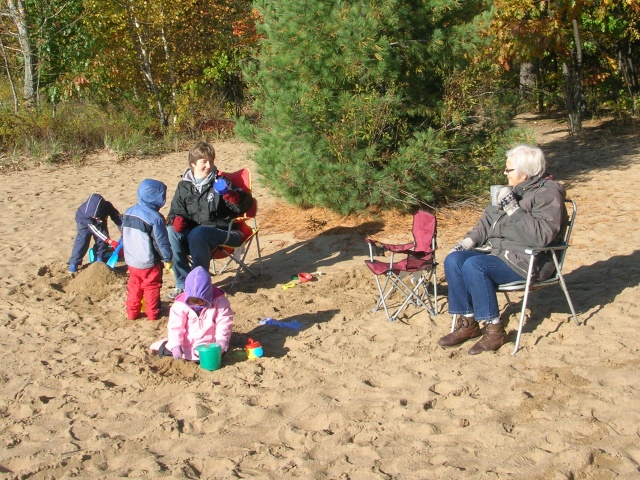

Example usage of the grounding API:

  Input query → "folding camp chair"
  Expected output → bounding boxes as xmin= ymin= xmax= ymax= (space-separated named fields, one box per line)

xmin=210 ymin=168 xmax=263 ymax=289
xmin=451 ymin=199 xmax=578 ymax=355
xmin=365 ymin=210 xmax=438 ymax=321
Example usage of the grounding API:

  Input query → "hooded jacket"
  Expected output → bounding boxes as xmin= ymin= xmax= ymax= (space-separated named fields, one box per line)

xmin=75 ymin=193 xmax=122 ymax=241
xmin=167 ymin=167 xmax=253 ymax=229
xmin=122 ymin=179 xmax=173 ymax=269
xmin=166 ymin=266 xmax=233 ymax=359
xmin=467 ymin=173 xmax=567 ymax=281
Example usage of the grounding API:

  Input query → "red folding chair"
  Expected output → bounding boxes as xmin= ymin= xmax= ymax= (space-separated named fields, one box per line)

xmin=210 ymin=168 xmax=263 ymax=289
xmin=365 ymin=210 xmax=438 ymax=321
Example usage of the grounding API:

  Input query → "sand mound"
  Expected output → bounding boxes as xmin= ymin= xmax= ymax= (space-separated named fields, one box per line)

xmin=66 ymin=262 xmax=125 ymax=301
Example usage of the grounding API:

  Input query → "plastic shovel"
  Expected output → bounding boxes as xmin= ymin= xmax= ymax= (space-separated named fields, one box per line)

xmin=106 ymin=238 xmax=123 ymax=268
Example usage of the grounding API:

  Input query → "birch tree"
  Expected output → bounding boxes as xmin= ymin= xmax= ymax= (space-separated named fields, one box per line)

xmin=4 ymin=0 xmax=35 ymax=103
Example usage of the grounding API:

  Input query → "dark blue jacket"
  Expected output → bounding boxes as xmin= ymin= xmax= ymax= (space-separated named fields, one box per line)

xmin=75 ymin=193 xmax=122 ymax=241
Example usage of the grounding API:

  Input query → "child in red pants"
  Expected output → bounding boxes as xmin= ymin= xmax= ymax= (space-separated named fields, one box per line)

xmin=122 ymin=179 xmax=173 ymax=320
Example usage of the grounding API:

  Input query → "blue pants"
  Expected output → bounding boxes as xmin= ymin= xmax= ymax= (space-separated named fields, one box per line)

xmin=444 ymin=251 xmax=524 ymax=321
xmin=68 ymin=222 xmax=109 ymax=266
xmin=168 ymin=225 xmax=243 ymax=289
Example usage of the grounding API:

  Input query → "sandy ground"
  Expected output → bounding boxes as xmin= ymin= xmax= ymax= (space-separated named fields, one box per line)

xmin=1 ymin=114 xmax=639 ymax=479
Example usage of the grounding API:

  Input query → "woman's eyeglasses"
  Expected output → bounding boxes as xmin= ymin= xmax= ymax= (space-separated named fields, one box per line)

xmin=504 ymin=168 xmax=515 ymax=174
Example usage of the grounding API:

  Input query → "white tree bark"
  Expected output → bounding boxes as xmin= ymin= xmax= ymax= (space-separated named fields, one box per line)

xmin=6 ymin=0 xmax=35 ymax=102
xmin=0 ymin=34 xmax=19 ymax=112
xmin=125 ymin=0 xmax=167 ymax=127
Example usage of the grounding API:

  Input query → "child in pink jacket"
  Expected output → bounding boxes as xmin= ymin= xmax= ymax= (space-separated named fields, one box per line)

xmin=163 ymin=266 xmax=233 ymax=361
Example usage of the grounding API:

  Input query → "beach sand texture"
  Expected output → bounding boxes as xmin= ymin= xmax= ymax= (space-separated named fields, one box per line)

xmin=1 ymin=115 xmax=639 ymax=479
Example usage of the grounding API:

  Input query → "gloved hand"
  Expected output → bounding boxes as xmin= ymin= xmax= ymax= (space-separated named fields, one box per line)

xmin=172 ymin=215 xmax=189 ymax=232
xmin=164 ymin=260 xmax=173 ymax=272
xmin=171 ymin=346 xmax=182 ymax=360
xmin=450 ymin=237 xmax=474 ymax=253
xmin=222 ymin=191 xmax=241 ymax=204
xmin=106 ymin=238 xmax=119 ymax=249
xmin=497 ymin=187 xmax=520 ymax=216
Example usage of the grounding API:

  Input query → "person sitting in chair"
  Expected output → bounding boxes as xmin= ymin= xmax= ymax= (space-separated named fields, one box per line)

xmin=166 ymin=141 xmax=253 ymax=300
xmin=438 ymin=144 xmax=567 ymax=355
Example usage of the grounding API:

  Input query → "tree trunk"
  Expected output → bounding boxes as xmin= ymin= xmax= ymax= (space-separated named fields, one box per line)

xmin=563 ymin=19 xmax=584 ymax=136
xmin=0 ymin=35 xmax=19 ymax=112
xmin=125 ymin=1 xmax=168 ymax=128
xmin=618 ymin=42 xmax=638 ymax=115
xmin=519 ymin=62 xmax=536 ymax=99
xmin=536 ymin=65 xmax=544 ymax=113
xmin=572 ymin=19 xmax=586 ymax=120
xmin=160 ymin=24 xmax=177 ymax=126
xmin=562 ymin=63 xmax=579 ymax=134
xmin=6 ymin=0 xmax=35 ymax=103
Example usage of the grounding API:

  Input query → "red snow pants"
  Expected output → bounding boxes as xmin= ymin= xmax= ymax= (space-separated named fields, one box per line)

xmin=126 ymin=264 xmax=163 ymax=320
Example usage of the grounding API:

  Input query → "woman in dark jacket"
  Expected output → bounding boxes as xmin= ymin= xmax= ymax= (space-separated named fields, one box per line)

xmin=166 ymin=142 xmax=253 ymax=299
xmin=438 ymin=144 xmax=567 ymax=354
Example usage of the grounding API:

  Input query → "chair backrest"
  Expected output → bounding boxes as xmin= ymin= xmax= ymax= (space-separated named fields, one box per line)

xmin=219 ymin=168 xmax=257 ymax=218
xmin=555 ymin=199 xmax=577 ymax=274
xmin=412 ymin=210 xmax=437 ymax=254
xmin=221 ymin=168 xmax=251 ymax=193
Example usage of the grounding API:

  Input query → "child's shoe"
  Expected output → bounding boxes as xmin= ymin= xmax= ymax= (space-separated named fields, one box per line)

xmin=166 ymin=288 xmax=184 ymax=300
xmin=68 ymin=264 xmax=78 ymax=273
xmin=96 ymin=257 xmax=104 ymax=263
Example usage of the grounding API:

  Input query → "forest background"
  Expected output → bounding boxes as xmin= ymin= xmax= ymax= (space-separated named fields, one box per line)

xmin=1 ymin=0 xmax=639 ymax=213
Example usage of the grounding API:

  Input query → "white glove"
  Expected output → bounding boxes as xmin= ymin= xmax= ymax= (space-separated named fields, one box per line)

xmin=498 ymin=187 xmax=520 ymax=216
xmin=450 ymin=237 xmax=474 ymax=253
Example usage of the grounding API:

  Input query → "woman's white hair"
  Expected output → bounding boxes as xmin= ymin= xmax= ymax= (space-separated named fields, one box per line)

xmin=506 ymin=144 xmax=546 ymax=178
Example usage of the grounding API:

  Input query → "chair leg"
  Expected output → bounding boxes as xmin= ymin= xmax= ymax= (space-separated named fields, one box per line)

xmin=372 ymin=275 xmax=393 ymax=321
xmin=558 ymin=275 xmax=579 ymax=325
xmin=253 ymin=235 xmax=264 ymax=276
xmin=420 ymin=273 xmax=437 ymax=317
xmin=392 ymin=274 xmax=436 ymax=320
xmin=502 ymin=292 xmax=515 ymax=315
xmin=450 ymin=314 xmax=457 ymax=333
xmin=373 ymin=272 xmax=437 ymax=321
xmin=512 ymin=290 xmax=531 ymax=355
xmin=432 ymin=268 xmax=438 ymax=315
xmin=372 ymin=276 xmax=393 ymax=310
xmin=551 ymin=256 xmax=579 ymax=326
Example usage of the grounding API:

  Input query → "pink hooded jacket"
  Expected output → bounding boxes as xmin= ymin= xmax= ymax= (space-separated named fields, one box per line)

xmin=165 ymin=266 xmax=233 ymax=360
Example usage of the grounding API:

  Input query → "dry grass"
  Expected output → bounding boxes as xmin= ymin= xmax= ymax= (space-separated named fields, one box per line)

xmin=260 ymin=200 xmax=482 ymax=246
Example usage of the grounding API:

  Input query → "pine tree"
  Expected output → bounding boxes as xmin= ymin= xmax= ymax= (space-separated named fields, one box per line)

xmin=239 ymin=0 xmax=518 ymax=213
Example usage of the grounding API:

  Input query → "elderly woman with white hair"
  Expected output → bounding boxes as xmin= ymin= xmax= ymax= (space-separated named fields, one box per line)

xmin=439 ymin=144 xmax=567 ymax=354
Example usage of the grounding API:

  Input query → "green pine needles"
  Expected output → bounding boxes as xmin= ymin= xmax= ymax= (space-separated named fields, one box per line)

xmin=238 ymin=0 xmax=522 ymax=214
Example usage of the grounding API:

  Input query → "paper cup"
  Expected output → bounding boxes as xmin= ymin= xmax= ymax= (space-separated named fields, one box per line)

xmin=490 ymin=185 xmax=505 ymax=206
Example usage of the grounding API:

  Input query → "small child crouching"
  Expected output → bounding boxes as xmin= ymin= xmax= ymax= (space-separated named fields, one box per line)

xmin=162 ymin=266 xmax=233 ymax=361
xmin=68 ymin=193 xmax=122 ymax=272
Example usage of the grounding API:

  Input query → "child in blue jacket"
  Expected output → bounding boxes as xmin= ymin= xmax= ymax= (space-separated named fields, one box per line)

xmin=68 ymin=193 xmax=122 ymax=273
xmin=122 ymin=179 xmax=173 ymax=320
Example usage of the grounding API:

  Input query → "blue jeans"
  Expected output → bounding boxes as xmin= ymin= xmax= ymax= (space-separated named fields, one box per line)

xmin=444 ymin=251 xmax=524 ymax=321
xmin=168 ymin=225 xmax=243 ymax=289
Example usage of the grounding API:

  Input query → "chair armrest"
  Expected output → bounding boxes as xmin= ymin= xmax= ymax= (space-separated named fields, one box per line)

xmin=524 ymin=244 xmax=568 ymax=255
xmin=384 ymin=242 xmax=415 ymax=253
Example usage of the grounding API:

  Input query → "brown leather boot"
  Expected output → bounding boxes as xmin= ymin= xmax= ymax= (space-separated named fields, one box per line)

xmin=468 ymin=322 xmax=507 ymax=355
xmin=438 ymin=315 xmax=482 ymax=347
